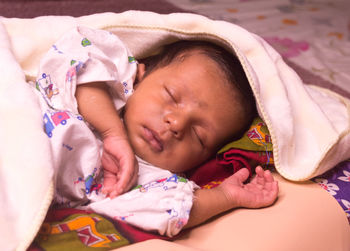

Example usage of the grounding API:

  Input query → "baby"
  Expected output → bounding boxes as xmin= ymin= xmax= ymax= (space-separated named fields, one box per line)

xmin=35 ymin=27 xmax=278 ymax=236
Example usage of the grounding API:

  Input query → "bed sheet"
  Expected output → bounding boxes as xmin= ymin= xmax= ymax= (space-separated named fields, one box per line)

xmin=166 ymin=0 xmax=350 ymax=97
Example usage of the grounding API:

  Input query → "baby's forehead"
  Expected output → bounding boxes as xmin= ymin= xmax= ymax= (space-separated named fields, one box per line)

xmin=169 ymin=51 xmax=239 ymax=98
xmin=173 ymin=48 xmax=213 ymax=63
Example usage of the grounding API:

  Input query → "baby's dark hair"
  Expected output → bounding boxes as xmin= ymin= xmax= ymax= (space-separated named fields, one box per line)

xmin=141 ymin=40 xmax=257 ymax=139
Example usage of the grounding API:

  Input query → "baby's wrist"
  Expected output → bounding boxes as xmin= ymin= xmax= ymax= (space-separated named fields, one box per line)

xmin=210 ymin=186 xmax=238 ymax=212
xmin=101 ymin=126 xmax=128 ymax=141
xmin=213 ymin=185 xmax=240 ymax=210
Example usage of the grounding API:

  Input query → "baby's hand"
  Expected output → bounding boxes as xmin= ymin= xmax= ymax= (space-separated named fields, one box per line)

xmin=218 ymin=166 xmax=278 ymax=209
xmin=101 ymin=136 xmax=138 ymax=198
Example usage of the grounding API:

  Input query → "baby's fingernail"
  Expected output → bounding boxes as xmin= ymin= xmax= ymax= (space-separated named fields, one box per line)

xmin=109 ymin=191 xmax=117 ymax=199
xmin=117 ymin=187 xmax=124 ymax=194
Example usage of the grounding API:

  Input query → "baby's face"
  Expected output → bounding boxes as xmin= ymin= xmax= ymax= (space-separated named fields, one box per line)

xmin=124 ymin=52 xmax=242 ymax=173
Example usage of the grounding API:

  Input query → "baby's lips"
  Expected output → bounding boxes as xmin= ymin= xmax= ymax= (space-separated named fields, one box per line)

xmin=143 ymin=127 xmax=164 ymax=152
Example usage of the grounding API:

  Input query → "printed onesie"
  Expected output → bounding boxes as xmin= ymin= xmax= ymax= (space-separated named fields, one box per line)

xmin=32 ymin=26 xmax=198 ymax=237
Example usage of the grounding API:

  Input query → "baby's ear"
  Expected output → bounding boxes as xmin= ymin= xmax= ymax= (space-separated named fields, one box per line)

xmin=136 ymin=63 xmax=146 ymax=83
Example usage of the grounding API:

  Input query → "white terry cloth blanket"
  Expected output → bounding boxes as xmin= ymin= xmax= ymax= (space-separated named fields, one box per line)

xmin=0 ymin=10 xmax=349 ymax=250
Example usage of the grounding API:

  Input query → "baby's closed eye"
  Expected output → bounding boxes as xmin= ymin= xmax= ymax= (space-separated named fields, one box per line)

xmin=165 ymin=86 xmax=178 ymax=104
xmin=192 ymin=126 xmax=204 ymax=148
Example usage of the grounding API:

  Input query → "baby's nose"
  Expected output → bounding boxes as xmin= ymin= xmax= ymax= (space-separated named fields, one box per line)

xmin=164 ymin=112 xmax=190 ymax=139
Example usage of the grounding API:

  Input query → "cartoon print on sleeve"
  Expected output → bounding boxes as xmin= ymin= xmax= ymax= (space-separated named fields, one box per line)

xmin=66 ymin=60 xmax=84 ymax=83
xmin=167 ymin=206 xmax=189 ymax=229
xmin=36 ymin=73 xmax=59 ymax=104
xmin=113 ymin=214 xmax=134 ymax=222
xmin=128 ymin=56 xmax=136 ymax=64
xmin=133 ymin=174 xmax=188 ymax=193
xmin=74 ymin=168 xmax=102 ymax=195
xmin=81 ymin=38 xmax=91 ymax=47
xmin=43 ymin=110 xmax=83 ymax=138
xmin=43 ymin=110 xmax=70 ymax=138
xmin=122 ymin=82 xmax=131 ymax=95
xmin=52 ymin=44 xmax=64 ymax=54
xmin=62 ymin=143 xmax=73 ymax=151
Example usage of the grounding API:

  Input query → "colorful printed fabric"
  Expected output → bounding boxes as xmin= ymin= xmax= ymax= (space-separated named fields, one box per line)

xmin=218 ymin=117 xmax=273 ymax=153
xmin=28 ymin=208 xmax=169 ymax=251
xmin=312 ymin=161 xmax=350 ymax=224
xmin=186 ymin=117 xmax=274 ymax=188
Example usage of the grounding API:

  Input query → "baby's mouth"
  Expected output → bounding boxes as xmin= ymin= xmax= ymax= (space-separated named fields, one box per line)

xmin=143 ymin=127 xmax=164 ymax=152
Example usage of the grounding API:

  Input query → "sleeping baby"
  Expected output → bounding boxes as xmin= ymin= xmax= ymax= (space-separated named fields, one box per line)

xmin=33 ymin=26 xmax=278 ymax=237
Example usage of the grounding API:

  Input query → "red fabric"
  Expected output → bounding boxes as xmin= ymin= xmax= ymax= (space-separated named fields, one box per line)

xmin=186 ymin=158 xmax=232 ymax=187
xmin=187 ymin=148 xmax=273 ymax=188
xmin=217 ymin=148 xmax=272 ymax=173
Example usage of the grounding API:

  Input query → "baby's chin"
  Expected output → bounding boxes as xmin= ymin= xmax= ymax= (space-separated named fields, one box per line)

xmin=132 ymin=142 xmax=202 ymax=173
xmin=153 ymin=159 xmax=198 ymax=174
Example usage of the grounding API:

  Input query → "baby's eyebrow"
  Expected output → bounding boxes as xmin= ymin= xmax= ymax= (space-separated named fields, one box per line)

xmin=182 ymin=87 xmax=207 ymax=109
xmin=197 ymin=99 xmax=208 ymax=109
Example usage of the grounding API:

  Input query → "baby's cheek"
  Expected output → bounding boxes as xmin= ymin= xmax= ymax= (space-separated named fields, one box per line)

xmin=186 ymin=151 xmax=207 ymax=170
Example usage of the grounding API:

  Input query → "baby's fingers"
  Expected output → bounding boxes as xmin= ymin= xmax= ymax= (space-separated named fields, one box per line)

xmin=268 ymin=181 xmax=279 ymax=202
xmin=108 ymin=186 xmax=120 ymax=199
xmin=234 ymin=168 xmax=250 ymax=184
xmin=115 ymin=162 xmax=138 ymax=195
xmin=254 ymin=166 xmax=275 ymax=184
xmin=102 ymin=168 xmax=116 ymax=189
xmin=101 ymin=151 xmax=119 ymax=173
xmin=252 ymin=166 xmax=266 ymax=185
xmin=258 ymin=180 xmax=279 ymax=207
xmin=263 ymin=169 xmax=274 ymax=183
xmin=114 ymin=155 xmax=138 ymax=194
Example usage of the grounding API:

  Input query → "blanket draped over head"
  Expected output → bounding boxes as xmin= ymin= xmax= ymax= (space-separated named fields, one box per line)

xmin=0 ymin=11 xmax=349 ymax=250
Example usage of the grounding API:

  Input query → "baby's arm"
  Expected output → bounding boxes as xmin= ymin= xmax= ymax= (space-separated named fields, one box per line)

xmin=185 ymin=166 xmax=278 ymax=228
xmin=76 ymin=83 xmax=138 ymax=198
